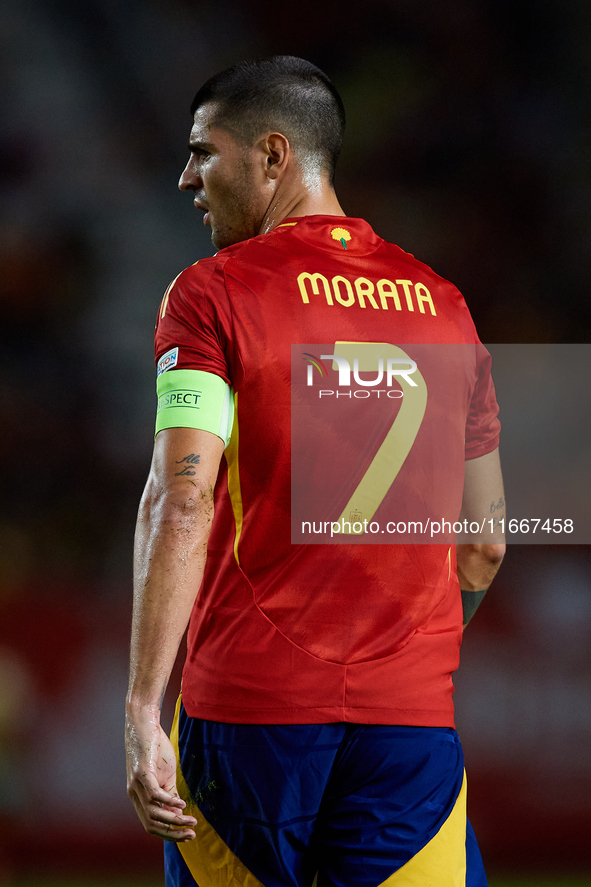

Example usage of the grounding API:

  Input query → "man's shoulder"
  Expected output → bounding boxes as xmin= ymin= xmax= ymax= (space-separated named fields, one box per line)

xmin=173 ymin=236 xmax=272 ymax=285
xmin=176 ymin=251 xmax=230 ymax=280
xmin=156 ymin=255 xmax=233 ymax=328
xmin=167 ymin=253 xmax=232 ymax=300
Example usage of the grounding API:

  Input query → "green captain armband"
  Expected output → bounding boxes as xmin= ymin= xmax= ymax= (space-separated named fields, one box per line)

xmin=155 ymin=369 xmax=234 ymax=446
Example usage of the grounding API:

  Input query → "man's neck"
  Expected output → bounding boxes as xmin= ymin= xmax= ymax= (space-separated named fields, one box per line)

xmin=259 ymin=182 xmax=345 ymax=236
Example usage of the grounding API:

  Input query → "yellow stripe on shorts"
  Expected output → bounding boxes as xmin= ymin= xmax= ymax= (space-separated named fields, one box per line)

xmin=170 ymin=695 xmax=264 ymax=887
xmin=378 ymin=770 xmax=468 ymax=887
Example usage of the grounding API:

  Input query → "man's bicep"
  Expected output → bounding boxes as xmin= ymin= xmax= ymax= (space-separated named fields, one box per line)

xmin=155 ymin=369 xmax=234 ymax=445
xmin=150 ymin=367 xmax=233 ymax=491
xmin=150 ymin=427 xmax=225 ymax=493
xmin=460 ymin=447 xmax=505 ymax=541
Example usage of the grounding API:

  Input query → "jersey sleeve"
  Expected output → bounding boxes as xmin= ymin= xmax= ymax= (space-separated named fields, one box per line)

xmin=154 ymin=259 xmax=234 ymax=385
xmin=465 ymin=344 xmax=501 ymax=459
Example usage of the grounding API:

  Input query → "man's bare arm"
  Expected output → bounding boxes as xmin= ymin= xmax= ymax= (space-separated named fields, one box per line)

xmin=457 ymin=447 xmax=506 ymax=628
xmin=125 ymin=426 xmax=224 ymax=842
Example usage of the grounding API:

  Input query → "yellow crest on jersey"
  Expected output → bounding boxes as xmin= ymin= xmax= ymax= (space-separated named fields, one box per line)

xmin=330 ymin=227 xmax=352 ymax=248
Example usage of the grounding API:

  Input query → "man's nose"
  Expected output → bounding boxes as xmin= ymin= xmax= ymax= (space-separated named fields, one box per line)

xmin=178 ymin=160 xmax=201 ymax=192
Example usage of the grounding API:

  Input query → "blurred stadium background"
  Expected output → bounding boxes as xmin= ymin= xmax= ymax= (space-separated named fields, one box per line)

xmin=1 ymin=0 xmax=591 ymax=884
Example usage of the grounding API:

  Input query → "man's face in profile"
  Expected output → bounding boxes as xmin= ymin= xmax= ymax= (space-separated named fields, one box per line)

xmin=179 ymin=103 xmax=270 ymax=249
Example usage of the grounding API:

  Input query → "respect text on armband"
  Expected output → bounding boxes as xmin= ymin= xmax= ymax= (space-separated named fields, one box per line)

xmin=157 ymin=390 xmax=202 ymax=410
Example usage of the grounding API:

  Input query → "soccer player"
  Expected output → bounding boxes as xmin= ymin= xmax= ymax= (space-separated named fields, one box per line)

xmin=125 ymin=56 xmax=505 ymax=887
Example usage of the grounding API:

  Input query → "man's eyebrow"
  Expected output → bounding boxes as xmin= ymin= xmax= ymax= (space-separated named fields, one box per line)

xmin=188 ymin=140 xmax=215 ymax=153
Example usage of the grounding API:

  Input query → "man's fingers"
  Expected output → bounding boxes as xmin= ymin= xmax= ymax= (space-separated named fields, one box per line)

xmin=161 ymin=824 xmax=197 ymax=843
xmin=147 ymin=800 xmax=197 ymax=828
xmin=148 ymin=786 xmax=188 ymax=809
xmin=128 ymin=788 xmax=197 ymax=842
xmin=144 ymin=811 xmax=197 ymax=843
xmin=128 ymin=770 xmax=187 ymax=810
xmin=144 ymin=802 xmax=197 ymax=842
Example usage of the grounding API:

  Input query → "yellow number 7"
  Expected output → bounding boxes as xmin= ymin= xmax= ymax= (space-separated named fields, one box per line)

xmin=331 ymin=342 xmax=427 ymax=534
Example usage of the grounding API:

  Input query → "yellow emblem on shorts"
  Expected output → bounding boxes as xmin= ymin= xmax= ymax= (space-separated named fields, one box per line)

xmin=331 ymin=227 xmax=352 ymax=250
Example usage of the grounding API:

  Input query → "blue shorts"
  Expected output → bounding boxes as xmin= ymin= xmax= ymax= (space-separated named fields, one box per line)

xmin=165 ymin=698 xmax=487 ymax=887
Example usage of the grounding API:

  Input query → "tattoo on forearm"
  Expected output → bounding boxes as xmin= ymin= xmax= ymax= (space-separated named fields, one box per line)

xmin=175 ymin=453 xmax=201 ymax=476
xmin=489 ymin=497 xmax=504 ymax=513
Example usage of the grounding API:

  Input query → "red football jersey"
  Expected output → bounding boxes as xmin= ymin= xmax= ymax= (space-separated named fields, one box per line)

xmin=154 ymin=215 xmax=500 ymax=726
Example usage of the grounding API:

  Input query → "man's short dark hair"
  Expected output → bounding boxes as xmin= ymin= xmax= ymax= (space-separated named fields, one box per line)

xmin=190 ymin=56 xmax=345 ymax=184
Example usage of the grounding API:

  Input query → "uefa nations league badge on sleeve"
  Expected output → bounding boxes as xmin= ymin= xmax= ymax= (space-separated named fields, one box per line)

xmin=157 ymin=347 xmax=179 ymax=377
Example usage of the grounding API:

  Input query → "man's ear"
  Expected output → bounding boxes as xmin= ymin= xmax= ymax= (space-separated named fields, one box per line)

xmin=258 ymin=132 xmax=290 ymax=180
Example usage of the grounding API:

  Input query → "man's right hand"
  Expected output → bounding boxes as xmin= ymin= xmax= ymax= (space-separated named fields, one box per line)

xmin=125 ymin=707 xmax=197 ymax=842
